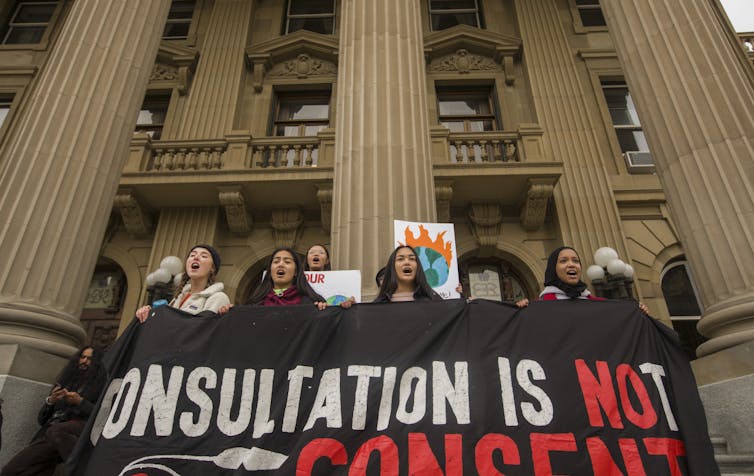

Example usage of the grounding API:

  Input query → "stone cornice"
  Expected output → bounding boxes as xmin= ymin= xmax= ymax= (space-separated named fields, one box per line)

xmin=150 ymin=42 xmax=199 ymax=94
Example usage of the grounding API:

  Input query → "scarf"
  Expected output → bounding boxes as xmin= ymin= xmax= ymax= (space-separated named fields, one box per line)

xmin=263 ymin=286 xmax=303 ymax=306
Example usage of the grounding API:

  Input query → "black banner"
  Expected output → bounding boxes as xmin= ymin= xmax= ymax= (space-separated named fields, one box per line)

xmin=69 ymin=300 xmax=718 ymax=475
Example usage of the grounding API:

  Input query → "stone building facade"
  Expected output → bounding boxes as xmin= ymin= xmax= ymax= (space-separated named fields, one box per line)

xmin=0 ymin=0 xmax=752 ymax=463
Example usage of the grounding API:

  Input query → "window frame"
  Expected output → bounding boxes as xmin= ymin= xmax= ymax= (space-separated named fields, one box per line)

xmin=283 ymin=0 xmax=337 ymax=36
xmin=271 ymin=91 xmax=332 ymax=138
xmin=162 ymin=0 xmax=199 ymax=41
xmin=0 ymin=0 xmax=64 ymax=50
xmin=134 ymin=90 xmax=173 ymax=141
xmin=568 ymin=0 xmax=607 ymax=34
xmin=600 ymin=78 xmax=654 ymax=173
xmin=435 ymin=86 xmax=499 ymax=133
xmin=660 ymin=260 xmax=703 ymax=321
xmin=428 ymin=0 xmax=483 ymax=32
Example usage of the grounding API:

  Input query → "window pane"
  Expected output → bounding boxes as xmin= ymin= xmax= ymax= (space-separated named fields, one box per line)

xmin=163 ymin=22 xmax=191 ymax=39
xmin=304 ymin=124 xmax=327 ymax=136
xmin=615 ymin=130 xmax=649 ymax=153
xmin=289 ymin=0 xmax=335 ymax=15
xmin=14 ymin=3 xmax=57 ymax=23
xmin=287 ymin=17 xmax=334 ymax=34
xmin=431 ymin=13 xmax=478 ymax=30
xmin=278 ymin=100 xmax=329 ymax=121
xmin=574 ymin=0 xmax=599 ymax=6
xmin=4 ymin=26 xmax=45 ymax=44
xmin=468 ymin=120 xmax=494 ymax=132
xmin=168 ymin=0 xmax=196 ymax=19
xmin=0 ymin=108 xmax=10 ymax=128
xmin=662 ymin=264 xmax=702 ymax=317
xmin=430 ymin=0 xmax=477 ymax=10
xmin=579 ymin=8 xmax=606 ymax=27
xmin=604 ymin=87 xmax=641 ymax=125
xmin=438 ymin=97 xmax=490 ymax=116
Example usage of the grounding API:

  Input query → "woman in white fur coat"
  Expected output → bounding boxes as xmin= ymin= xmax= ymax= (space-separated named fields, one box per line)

xmin=135 ymin=244 xmax=230 ymax=322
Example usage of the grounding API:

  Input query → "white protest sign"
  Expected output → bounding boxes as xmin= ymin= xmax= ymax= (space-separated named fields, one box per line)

xmin=304 ymin=270 xmax=362 ymax=304
xmin=393 ymin=220 xmax=460 ymax=299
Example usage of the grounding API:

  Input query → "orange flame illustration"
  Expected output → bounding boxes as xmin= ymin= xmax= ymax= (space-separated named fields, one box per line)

xmin=403 ymin=225 xmax=453 ymax=266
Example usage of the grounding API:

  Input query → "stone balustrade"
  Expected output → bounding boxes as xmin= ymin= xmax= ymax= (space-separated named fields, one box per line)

xmin=430 ymin=124 xmax=546 ymax=165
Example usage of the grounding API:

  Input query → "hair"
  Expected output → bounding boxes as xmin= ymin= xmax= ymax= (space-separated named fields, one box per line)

xmin=304 ymin=244 xmax=332 ymax=271
xmin=375 ymin=266 xmax=387 ymax=287
xmin=172 ymin=245 xmax=217 ymax=301
xmin=247 ymin=247 xmax=324 ymax=304
xmin=544 ymin=246 xmax=587 ymax=298
xmin=375 ymin=245 xmax=440 ymax=301
xmin=55 ymin=345 xmax=106 ymax=402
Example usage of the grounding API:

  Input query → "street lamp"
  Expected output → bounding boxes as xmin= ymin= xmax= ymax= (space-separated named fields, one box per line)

xmin=586 ymin=246 xmax=635 ymax=299
xmin=144 ymin=256 xmax=183 ymax=305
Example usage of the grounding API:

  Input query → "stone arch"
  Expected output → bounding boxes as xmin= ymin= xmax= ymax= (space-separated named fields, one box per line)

xmin=456 ymin=236 xmax=543 ymax=300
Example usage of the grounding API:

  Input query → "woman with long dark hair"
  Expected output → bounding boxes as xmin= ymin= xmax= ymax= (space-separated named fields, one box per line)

xmin=136 ymin=244 xmax=229 ymax=322
xmin=373 ymin=245 xmax=442 ymax=302
xmin=248 ymin=247 xmax=327 ymax=308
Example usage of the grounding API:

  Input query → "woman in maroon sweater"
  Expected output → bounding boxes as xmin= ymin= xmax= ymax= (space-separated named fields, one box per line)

xmin=248 ymin=247 xmax=326 ymax=308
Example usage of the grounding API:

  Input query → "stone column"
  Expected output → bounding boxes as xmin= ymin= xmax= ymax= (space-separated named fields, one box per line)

xmin=0 ymin=0 xmax=171 ymax=357
xmin=514 ymin=0 xmax=631 ymax=262
xmin=600 ymin=0 xmax=754 ymax=357
xmin=331 ymin=0 xmax=436 ymax=293
xmin=170 ymin=0 xmax=253 ymax=139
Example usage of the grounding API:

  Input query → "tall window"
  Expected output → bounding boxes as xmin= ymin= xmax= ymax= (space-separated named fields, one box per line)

xmin=661 ymin=260 xmax=706 ymax=360
xmin=135 ymin=92 xmax=170 ymax=140
xmin=601 ymin=79 xmax=653 ymax=171
xmin=162 ymin=0 xmax=196 ymax=40
xmin=0 ymin=94 xmax=14 ymax=129
xmin=1 ymin=1 xmax=57 ymax=44
xmin=284 ymin=0 xmax=336 ymax=35
xmin=437 ymin=87 xmax=497 ymax=132
xmin=82 ymin=261 xmax=127 ymax=350
xmin=429 ymin=0 xmax=482 ymax=31
xmin=575 ymin=0 xmax=606 ymax=27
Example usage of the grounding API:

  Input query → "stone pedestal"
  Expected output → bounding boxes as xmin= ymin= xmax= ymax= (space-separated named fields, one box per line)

xmin=331 ymin=0 xmax=437 ymax=293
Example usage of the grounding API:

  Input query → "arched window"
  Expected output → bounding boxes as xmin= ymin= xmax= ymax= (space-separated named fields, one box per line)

xmin=661 ymin=259 xmax=706 ymax=360
xmin=81 ymin=259 xmax=127 ymax=350
xmin=460 ymin=258 xmax=531 ymax=303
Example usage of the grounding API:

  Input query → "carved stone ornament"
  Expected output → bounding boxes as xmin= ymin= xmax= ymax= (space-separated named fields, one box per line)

xmin=268 ymin=54 xmax=337 ymax=79
xmin=271 ymin=207 xmax=304 ymax=249
xmin=435 ymin=180 xmax=454 ymax=223
xmin=429 ymin=49 xmax=500 ymax=74
xmin=218 ymin=186 xmax=252 ymax=234
xmin=520 ymin=181 xmax=554 ymax=231
xmin=468 ymin=202 xmax=502 ymax=248
xmin=113 ymin=188 xmax=152 ymax=236
xmin=150 ymin=64 xmax=179 ymax=81
xmin=316 ymin=183 xmax=333 ymax=233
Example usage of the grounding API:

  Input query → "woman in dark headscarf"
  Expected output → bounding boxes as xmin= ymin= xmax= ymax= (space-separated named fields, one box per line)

xmin=516 ymin=246 xmax=648 ymax=312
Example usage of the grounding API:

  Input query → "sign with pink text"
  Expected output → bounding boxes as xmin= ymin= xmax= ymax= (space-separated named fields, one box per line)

xmin=394 ymin=220 xmax=460 ymax=299
xmin=304 ymin=270 xmax=362 ymax=304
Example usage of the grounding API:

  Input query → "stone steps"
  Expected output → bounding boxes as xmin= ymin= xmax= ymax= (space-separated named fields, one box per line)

xmin=712 ymin=435 xmax=754 ymax=475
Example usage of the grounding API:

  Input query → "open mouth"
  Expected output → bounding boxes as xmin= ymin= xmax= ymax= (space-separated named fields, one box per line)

xmin=566 ymin=270 xmax=578 ymax=278
xmin=190 ymin=262 xmax=200 ymax=270
xmin=276 ymin=269 xmax=286 ymax=277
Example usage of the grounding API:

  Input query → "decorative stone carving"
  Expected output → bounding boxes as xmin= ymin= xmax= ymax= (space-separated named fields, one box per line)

xmin=150 ymin=64 xmax=179 ymax=81
xmin=268 ymin=54 xmax=337 ymax=79
xmin=218 ymin=185 xmax=252 ymax=234
xmin=316 ymin=183 xmax=333 ymax=233
xmin=468 ymin=202 xmax=502 ymax=249
xmin=113 ymin=188 xmax=152 ymax=236
xmin=429 ymin=49 xmax=500 ymax=73
xmin=271 ymin=207 xmax=303 ymax=249
xmin=435 ymin=180 xmax=454 ymax=223
xmin=520 ymin=181 xmax=554 ymax=231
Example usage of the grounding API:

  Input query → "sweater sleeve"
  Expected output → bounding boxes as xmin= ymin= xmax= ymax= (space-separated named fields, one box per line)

xmin=204 ymin=292 xmax=230 ymax=313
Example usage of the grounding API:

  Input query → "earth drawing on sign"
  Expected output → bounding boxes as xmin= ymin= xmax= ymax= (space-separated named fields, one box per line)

xmin=402 ymin=225 xmax=454 ymax=287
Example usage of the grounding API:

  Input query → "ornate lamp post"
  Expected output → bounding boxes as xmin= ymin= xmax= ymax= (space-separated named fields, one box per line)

xmin=586 ymin=247 xmax=635 ymax=300
xmin=145 ymin=256 xmax=183 ymax=305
